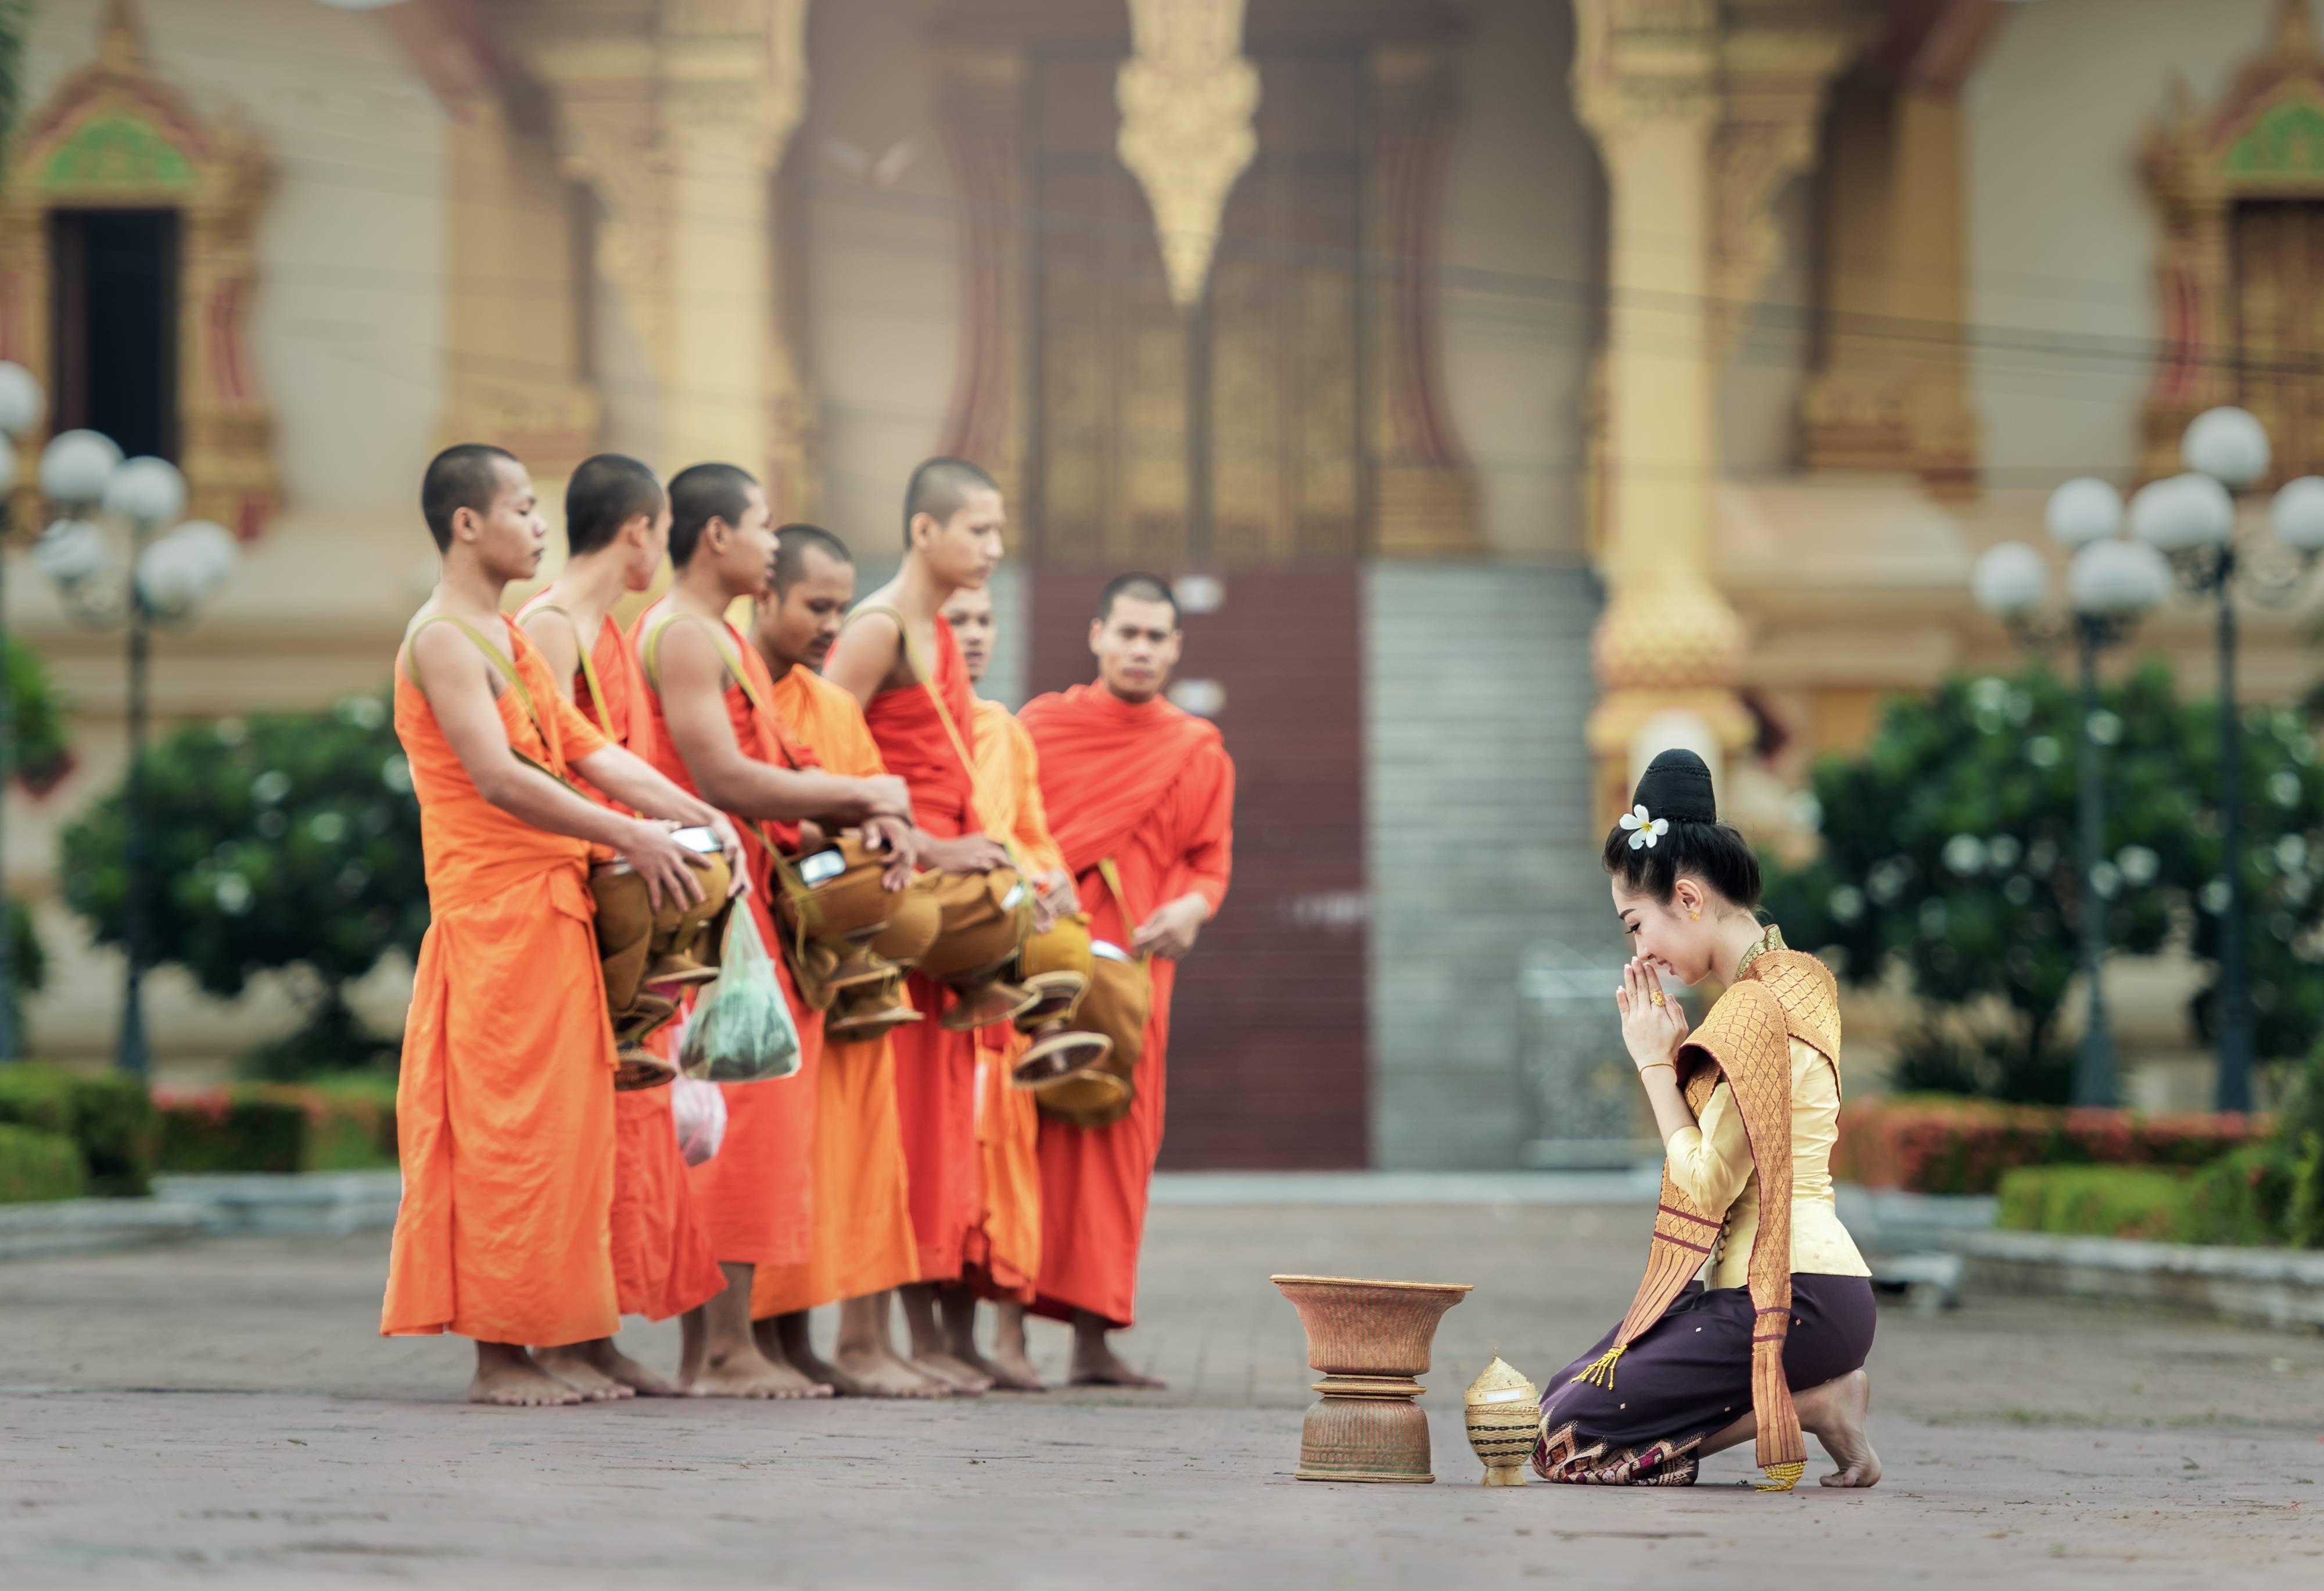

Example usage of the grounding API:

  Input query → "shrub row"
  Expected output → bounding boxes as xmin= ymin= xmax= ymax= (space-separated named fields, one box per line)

xmin=1832 ymin=1095 xmax=2268 ymax=1196
xmin=0 ymin=1122 xmax=86 ymax=1203
xmin=155 ymin=1079 xmax=397 ymax=1175
xmin=0 ymin=1063 xmax=156 ymax=1196
xmin=1996 ymin=1144 xmax=2321 ymax=1249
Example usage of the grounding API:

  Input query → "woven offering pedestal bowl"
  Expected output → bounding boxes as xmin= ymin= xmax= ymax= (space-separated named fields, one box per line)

xmin=1271 ymin=1274 xmax=1473 ymax=1484
xmin=1462 ymin=1357 xmax=1542 ymax=1486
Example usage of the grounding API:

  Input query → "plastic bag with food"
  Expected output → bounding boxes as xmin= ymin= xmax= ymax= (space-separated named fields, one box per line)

xmin=669 ymin=1073 xmax=728 ymax=1166
xmin=679 ymin=906 xmax=802 ymax=1084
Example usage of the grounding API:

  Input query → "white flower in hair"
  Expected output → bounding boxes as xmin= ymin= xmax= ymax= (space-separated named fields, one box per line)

xmin=1620 ymin=804 xmax=1669 ymax=851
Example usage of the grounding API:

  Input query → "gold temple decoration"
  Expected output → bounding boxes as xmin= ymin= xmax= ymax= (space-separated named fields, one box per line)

xmin=1462 ymin=1356 xmax=1541 ymax=1488
xmin=2141 ymin=0 xmax=2324 ymax=486
xmin=1116 ymin=0 xmax=1261 ymax=313
xmin=0 ymin=0 xmax=279 ymax=537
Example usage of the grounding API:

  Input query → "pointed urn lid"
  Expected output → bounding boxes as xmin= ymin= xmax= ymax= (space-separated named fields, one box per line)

xmin=1464 ymin=1355 xmax=1538 ymax=1407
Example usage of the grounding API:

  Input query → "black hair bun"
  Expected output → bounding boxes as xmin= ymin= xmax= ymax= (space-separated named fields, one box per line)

xmin=1631 ymin=748 xmax=1716 ymax=825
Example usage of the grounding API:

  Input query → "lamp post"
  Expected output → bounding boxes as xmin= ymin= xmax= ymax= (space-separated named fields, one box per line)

xmin=0 ymin=362 xmax=239 ymax=1076
xmin=2133 ymin=407 xmax=2324 ymax=1113
xmin=1972 ymin=480 xmax=2170 ymax=1107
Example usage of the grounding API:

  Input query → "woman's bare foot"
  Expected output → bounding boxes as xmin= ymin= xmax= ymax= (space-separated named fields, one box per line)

xmin=830 ymin=1342 xmax=955 ymax=1398
xmin=469 ymin=1344 xmax=584 ymax=1407
xmin=532 ymin=1344 xmax=636 ymax=1401
xmin=1799 ymin=1369 xmax=1881 ymax=1488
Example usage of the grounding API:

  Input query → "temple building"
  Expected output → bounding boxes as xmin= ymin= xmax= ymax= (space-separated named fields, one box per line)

xmin=5 ymin=0 xmax=2321 ymax=1163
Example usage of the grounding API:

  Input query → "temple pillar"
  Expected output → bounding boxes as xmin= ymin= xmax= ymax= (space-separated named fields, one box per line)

xmin=1572 ymin=0 xmax=1753 ymax=823
xmin=935 ymin=45 xmax=1031 ymax=505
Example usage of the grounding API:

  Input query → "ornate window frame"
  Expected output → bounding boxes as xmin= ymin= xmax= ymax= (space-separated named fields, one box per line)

xmin=2140 ymin=2 xmax=2324 ymax=484
xmin=0 ymin=8 xmax=278 ymax=537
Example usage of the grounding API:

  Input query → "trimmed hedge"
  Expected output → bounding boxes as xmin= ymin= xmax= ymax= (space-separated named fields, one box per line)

xmin=0 ymin=1063 xmax=156 ymax=1196
xmin=0 ymin=1122 xmax=87 ymax=1203
xmin=156 ymin=1080 xmax=397 ymax=1175
xmin=1833 ymin=1096 xmax=2267 ymax=1196
xmin=1996 ymin=1166 xmax=2192 ymax=1241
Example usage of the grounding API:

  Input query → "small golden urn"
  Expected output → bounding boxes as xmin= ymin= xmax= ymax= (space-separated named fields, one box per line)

xmin=1462 ymin=1356 xmax=1540 ymax=1486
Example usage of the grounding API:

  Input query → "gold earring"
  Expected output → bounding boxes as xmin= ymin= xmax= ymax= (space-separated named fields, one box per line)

xmin=1690 ymin=909 xmax=1699 ymax=921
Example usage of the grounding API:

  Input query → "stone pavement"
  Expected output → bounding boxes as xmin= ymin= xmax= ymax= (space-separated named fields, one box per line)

xmin=3 ymin=1200 xmax=2322 ymax=1589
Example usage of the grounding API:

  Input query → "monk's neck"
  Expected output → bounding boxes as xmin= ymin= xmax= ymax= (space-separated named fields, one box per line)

xmin=884 ymin=557 xmax=959 ymax=623
xmin=665 ymin=564 xmax=745 ymax=624
xmin=545 ymin=552 xmax=631 ymax=637
xmin=436 ymin=554 xmax=513 ymax=627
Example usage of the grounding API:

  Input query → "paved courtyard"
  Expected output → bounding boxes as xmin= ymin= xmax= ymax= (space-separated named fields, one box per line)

xmin=3 ymin=1198 xmax=2322 ymax=1589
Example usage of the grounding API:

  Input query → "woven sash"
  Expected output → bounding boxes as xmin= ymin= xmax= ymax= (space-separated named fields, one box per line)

xmin=1577 ymin=943 xmax=1841 ymax=1492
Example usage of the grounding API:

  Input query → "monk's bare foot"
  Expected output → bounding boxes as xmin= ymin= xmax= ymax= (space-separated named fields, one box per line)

xmin=469 ymin=1345 xmax=584 ymax=1407
xmin=1068 ymin=1342 xmax=1166 ymax=1389
xmin=1802 ymin=1369 xmax=1881 ymax=1488
xmin=909 ymin=1351 xmax=994 ymax=1395
xmin=758 ymin=1313 xmax=841 ymax=1395
xmin=532 ymin=1344 xmax=635 ymax=1401
xmin=985 ymin=1342 xmax=1046 ymax=1392
xmin=684 ymin=1348 xmax=832 ymax=1400
xmin=830 ymin=1342 xmax=954 ymax=1399
xmin=593 ymin=1341 xmax=684 ymax=1398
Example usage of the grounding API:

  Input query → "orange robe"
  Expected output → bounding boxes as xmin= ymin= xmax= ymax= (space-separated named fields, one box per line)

xmin=381 ymin=622 xmax=619 ymax=1346
xmin=860 ymin=611 xmax=983 ymax=1281
xmin=964 ymin=698 xmax=1061 ymax=1303
xmin=749 ymin=663 xmax=923 ymax=1319
xmin=516 ymin=591 xmax=724 ymax=1323
xmin=632 ymin=609 xmax=825 ymax=1270
xmin=1020 ymin=684 xmax=1234 ymax=1328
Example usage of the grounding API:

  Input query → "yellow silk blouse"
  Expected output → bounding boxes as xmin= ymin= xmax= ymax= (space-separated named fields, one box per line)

xmin=1662 ymin=1035 xmax=1870 ymax=1288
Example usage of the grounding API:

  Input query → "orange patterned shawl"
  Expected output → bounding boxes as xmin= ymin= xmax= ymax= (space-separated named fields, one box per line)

xmin=1575 ymin=929 xmax=1841 ymax=1492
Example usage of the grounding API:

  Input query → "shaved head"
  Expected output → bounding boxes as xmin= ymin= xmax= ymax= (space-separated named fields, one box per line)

xmin=773 ymin=522 xmax=852 ymax=595
xmin=1098 ymin=572 xmax=1179 ymax=626
xmin=902 ymin=456 xmax=1000 ymax=549
xmin=421 ymin=444 xmax=518 ymax=552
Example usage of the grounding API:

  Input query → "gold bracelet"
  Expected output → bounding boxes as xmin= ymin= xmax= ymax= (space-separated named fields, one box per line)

xmin=1637 ymin=1062 xmax=1676 ymax=1076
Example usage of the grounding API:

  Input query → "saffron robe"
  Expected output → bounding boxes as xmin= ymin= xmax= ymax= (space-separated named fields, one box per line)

xmin=515 ymin=591 xmax=724 ymax=1323
xmin=1020 ymin=684 xmax=1233 ymax=1327
xmin=855 ymin=610 xmax=987 ymax=1280
xmin=964 ymin=698 xmax=1062 ymax=1303
xmin=381 ymin=621 xmax=620 ymax=1346
xmin=749 ymin=662 xmax=923 ymax=1319
xmin=632 ymin=608 xmax=824 ymax=1270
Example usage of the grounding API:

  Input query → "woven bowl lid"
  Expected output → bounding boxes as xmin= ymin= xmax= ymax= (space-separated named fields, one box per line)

xmin=1464 ymin=1355 xmax=1538 ymax=1406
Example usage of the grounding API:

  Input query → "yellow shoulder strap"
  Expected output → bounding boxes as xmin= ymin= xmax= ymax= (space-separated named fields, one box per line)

xmin=845 ymin=602 xmax=1006 ymax=847
xmin=1095 ymin=856 xmax=1151 ymax=968
xmin=525 ymin=601 xmax=614 ymax=734
xmin=399 ymin=613 xmax=580 ymax=794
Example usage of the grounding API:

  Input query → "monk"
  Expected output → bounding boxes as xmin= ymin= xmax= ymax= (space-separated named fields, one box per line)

xmin=824 ymin=456 xmax=1013 ymax=1392
xmin=939 ymin=581 xmax=1077 ymax=1392
xmin=633 ymin=461 xmax=916 ymax=1398
xmin=740 ymin=523 xmax=953 ymax=1398
xmin=512 ymin=453 xmax=725 ymax=1398
xmin=382 ymin=443 xmax=740 ymax=1407
xmin=1023 ymin=574 xmax=1234 ymax=1387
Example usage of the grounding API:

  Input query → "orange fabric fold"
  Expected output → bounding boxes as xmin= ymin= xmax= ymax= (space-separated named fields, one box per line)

xmin=750 ymin=665 xmax=922 ymax=1318
xmin=1022 ymin=684 xmax=1235 ymax=1327
xmin=859 ymin=612 xmax=978 ymax=836
xmin=381 ymin=623 xmax=618 ymax=1345
xmin=632 ymin=610 xmax=823 ymax=1269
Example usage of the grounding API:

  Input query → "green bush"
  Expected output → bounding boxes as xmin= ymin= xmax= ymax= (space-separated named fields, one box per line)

xmin=0 ymin=1122 xmax=85 ymax=1203
xmin=59 ymin=695 xmax=423 ymax=1077
xmin=0 ymin=1063 xmax=155 ymax=1196
xmin=2183 ymin=1144 xmax=2298 ymax=1248
xmin=155 ymin=1080 xmax=398 ymax=1175
xmin=1996 ymin=1165 xmax=2194 ymax=1241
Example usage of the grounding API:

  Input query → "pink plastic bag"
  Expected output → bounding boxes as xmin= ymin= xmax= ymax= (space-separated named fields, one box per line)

xmin=670 ymin=1073 xmax=727 ymax=1167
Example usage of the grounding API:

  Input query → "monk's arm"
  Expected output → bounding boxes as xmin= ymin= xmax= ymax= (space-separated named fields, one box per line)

xmin=656 ymin=622 xmax=906 ymax=824
xmin=408 ymin=625 xmax=704 ymax=906
xmin=518 ymin=608 xmax=583 ymax=703
xmin=822 ymin=610 xmax=899 ymax=707
xmin=1012 ymin=738 xmax=1076 ymax=912
xmin=1134 ymin=751 xmax=1235 ymax=958
xmin=569 ymin=742 xmax=723 ymax=829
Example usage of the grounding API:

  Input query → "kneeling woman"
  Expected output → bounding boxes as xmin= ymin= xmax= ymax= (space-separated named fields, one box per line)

xmin=1534 ymin=749 xmax=1878 ymax=1491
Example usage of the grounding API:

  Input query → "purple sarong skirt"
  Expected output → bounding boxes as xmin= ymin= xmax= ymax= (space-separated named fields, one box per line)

xmin=1533 ymin=1273 xmax=1876 ymax=1486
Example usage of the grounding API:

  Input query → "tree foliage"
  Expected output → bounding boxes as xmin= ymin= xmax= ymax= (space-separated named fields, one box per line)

xmin=1763 ymin=664 xmax=2324 ymax=1097
xmin=60 ymin=695 xmax=424 ymax=1071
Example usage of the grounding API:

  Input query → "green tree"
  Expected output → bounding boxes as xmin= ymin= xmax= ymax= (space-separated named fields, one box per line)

xmin=3 ymin=637 xmax=66 ymax=1044
xmin=1763 ymin=664 xmax=2324 ymax=1101
xmin=60 ymin=695 xmax=426 ymax=1076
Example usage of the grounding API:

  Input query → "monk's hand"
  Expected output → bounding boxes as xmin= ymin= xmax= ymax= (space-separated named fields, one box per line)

xmin=1035 ymin=868 xmax=1081 ymax=918
xmin=1132 ymin=894 xmax=1208 ymax=960
xmin=863 ymin=815 xmax=919 ymax=890
xmin=860 ymin=774 xmax=914 ymax=823
xmin=708 ymin=817 xmax=749 ymax=899
xmin=1616 ymin=958 xmax=1688 ymax=1074
xmin=919 ymin=835 xmax=1011 ymax=874
xmin=623 ymin=818 xmax=709 ymax=913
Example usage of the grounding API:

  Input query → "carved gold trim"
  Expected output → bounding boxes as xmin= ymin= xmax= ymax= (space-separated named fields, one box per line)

xmin=1116 ymin=0 xmax=1260 ymax=313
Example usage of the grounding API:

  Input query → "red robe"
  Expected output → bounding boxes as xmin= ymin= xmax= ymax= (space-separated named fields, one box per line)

xmin=382 ymin=622 xmax=618 ymax=1345
xmin=515 ymin=591 xmax=723 ymax=1323
xmin=1020 ymin=684 xmax=1234 ymax=1327
xmin=632 ymin=607 xmax=824 ymax=1270
xmin=859 ymin=611 xmax=983 ymax=1281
